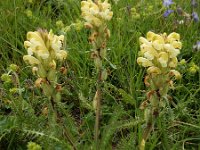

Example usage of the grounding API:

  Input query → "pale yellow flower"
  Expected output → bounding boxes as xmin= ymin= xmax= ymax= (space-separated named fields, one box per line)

xmin=137 ymin=31 xmax=182 ymax=71
xmin=168 ymin=57 xmax=178 ymax=68
xmin=158 ymin=52 xmax=168 ymax=67
xmin=137 ymin=57 xmax=153 ymax=67
xmin=167 ymin=32 xmax=180 ymax=42
xmin=23 ymin=55 xmax=40 ymax=65
xmin=147 ymin=66 xmax=161 ymax=74
xmin=169 ymin=70 xmax=181 ymax=79
xmin=81 ymin=0 xmax=113 ymax=27
xmin=24 ymin=30 xmax=67 ymax=61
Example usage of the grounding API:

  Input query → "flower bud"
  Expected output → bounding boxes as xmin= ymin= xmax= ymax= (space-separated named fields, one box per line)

xmin=9 ymin=64 xmax=19 ymax=72
xmin=1 ymin=74 xmax=12 ymax=83
xmin=169 ymin=70 xmax=182 ymax=79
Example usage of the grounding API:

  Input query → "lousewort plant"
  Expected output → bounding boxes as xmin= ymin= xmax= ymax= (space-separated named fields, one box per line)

xmin=137 ymin=31 xmax=182 ymax=150
xmin=81 ymin=0 xmax=113 ymax=147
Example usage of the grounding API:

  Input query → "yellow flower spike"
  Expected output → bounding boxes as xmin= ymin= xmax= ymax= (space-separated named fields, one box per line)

xmin=137 ymin=57 xmax=153 ymax=67
xmin=169 ymin=70 xmax=181 ymax=79
xmin=23 ymin=55 xmax=40 ymax=65
xmin=138 ymin=31 xmax=182 ymax=150
xmin=24 ymin=29 xmax=66 ymax=61
xmin=168 ymin=57 xmax=178 ymax=68
xmin=158 ymin=52 xmax=168 ymax=67
xmin=147 ymin=66 xmax=161 ymax=74
xmin=81 ymin=0 xmax=113 ymax=28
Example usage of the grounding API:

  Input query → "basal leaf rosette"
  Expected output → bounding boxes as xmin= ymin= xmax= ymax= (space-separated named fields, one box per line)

xmin=137 ymin=31 xmax=182 ymax=84
xmin=81 ymin=0 xmax=113 ymax=28
xmin=23 ymin=29 xmax=67 ymax=96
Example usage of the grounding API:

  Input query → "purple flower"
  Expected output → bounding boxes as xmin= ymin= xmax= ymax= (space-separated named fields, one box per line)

xmin=163 ymin=9 xmax=174 ymax=17
xmin=192 ymin=12 xmax=199 ymax=22
xmin=163 ymin=0 xmax=174 ymax=7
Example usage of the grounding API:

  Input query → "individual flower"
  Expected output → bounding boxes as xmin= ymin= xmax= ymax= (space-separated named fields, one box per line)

xmin=163 ymin=0 xmax=174 ymax=7
xmin=163 ymin=9 xmax=174 ymax=17
xmin=192 ymin=12 xmax=199 ymax=22
xmin=1 ymin=74 xmax=12 ymax=83
xmin=25 ymin=9 xmax=33 ymax=18
xmin=81 ymin=0 xmax=113 ymax=27
xmin=188 ymin=62 xmax=199 ymax=74
xmin=56 ymin=20 xmax=64 ymax=28
xmin=27 ymin=142 xmax=42 ymax=150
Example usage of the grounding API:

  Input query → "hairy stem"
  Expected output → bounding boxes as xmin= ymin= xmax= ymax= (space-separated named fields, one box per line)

xmin=49 ymin=96 xmax=77 ymax=150
xmin=94 ymin=68 xmax=102 ymax=148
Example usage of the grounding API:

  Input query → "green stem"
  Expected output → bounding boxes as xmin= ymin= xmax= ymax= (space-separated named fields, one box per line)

xmin=140 ymin=121 xmax=153 ymax=150
xmin=94 ymin=69 xmax=102 ymax=149
xmin=49 ymin=96 xmax=77 ymax=150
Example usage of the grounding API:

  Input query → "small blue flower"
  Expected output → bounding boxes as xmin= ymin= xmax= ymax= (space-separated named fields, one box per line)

xmin=163 ymin=0 xmax=174 ymax=7
xmin=163 ymin=9 xmax=174 ymax=17
xmin=192 ymin=12 xmax=199 ymax=22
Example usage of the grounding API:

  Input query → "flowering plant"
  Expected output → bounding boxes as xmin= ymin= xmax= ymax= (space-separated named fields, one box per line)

xmin=137 ymin=31 xmax=182 ymax=150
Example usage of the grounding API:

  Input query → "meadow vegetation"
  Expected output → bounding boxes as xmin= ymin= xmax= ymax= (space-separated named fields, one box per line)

xmin=0 ymin=0 xmax=200 ymax=149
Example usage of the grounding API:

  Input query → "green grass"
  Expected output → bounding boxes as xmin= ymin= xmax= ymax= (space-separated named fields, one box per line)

xmin=0 ymin=0 xmax=200 ymax=149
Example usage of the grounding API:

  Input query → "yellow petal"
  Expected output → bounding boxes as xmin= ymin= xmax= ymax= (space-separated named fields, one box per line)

xmin=147 ymin=66 xmax=161 ymax=74
xmin=23 ymin=55 xmax=40 ymax=65
xmin=158 ymin=52 xmax=168 ymax=67
xmin=169 ymin=70 xmax=181 ymax=79
xmin=171 ymin=41 xmax=182 ymax=49
xmin=146 ymin=31 xmax=156 ymax=41
xmin=152 ymin=40 xmax=164 ymax=50
xmin=56 ymin=50 xmax=67 ymax=60
xmin=137 ymin=57 xmax=153 ymax=67
xmin=167 ymin=32 xmax=180 ymax=42
xmin=168 ymin=57 xmax=178 ymax=68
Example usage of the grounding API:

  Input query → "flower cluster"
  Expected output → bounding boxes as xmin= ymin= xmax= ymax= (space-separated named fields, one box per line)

xmin=81 ymin=0 xmax=113 ymax=28
xmin=137 ymin=31 xmax=182 ymax=79
xmin=23 ymin=29 xmax=67 ymax=96
xmin=23 ymin=29 xmax=67 ymax=75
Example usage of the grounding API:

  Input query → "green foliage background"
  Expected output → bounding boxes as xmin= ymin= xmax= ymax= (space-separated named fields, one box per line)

xmin=0 ymin=0 xmax=200 ymax=149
